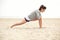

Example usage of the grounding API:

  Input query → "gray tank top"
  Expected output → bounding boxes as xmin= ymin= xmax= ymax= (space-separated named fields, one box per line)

xmin=28 ymin=10 xmax=41 ymax=20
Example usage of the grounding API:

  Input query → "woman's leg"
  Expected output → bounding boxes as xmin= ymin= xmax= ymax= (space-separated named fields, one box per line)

xmin=11 ymin=18 xmax=27 ymax=28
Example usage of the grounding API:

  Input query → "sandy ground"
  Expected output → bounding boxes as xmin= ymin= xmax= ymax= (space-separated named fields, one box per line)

xmin=0 ymin=18 xmax=60 ymax=40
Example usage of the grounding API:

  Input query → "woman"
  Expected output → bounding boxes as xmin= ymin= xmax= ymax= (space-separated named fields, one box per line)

xmin=11 ymin=5 xmax=46 ymax=28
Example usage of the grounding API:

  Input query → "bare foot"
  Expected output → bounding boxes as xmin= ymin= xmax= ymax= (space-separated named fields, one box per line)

xmin=10 ymin=25 xmax=15 ymax=28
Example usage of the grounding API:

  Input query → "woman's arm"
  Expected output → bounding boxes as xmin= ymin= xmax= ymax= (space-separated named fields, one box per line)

xmin=39 ymin=16 xmax=42 ymax=28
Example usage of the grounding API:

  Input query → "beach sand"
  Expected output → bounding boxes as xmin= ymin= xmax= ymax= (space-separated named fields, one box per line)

xmin=0 ymin=18 xmax=60 ymax=40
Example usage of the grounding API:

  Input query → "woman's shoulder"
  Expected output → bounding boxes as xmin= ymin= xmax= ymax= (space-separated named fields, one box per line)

xmin=35 ymin=9 xmax=40 ymax=13
xmin=30 ymin=9 xmax=40 ymax=14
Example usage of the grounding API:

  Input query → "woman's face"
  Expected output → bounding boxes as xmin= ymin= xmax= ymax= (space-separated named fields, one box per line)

xmin=40 ymin=9 xmax=46 ymax=13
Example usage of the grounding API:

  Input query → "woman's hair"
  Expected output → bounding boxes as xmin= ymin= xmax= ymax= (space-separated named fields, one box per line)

xmin=39 ymin=5 xmax=46 ymax=10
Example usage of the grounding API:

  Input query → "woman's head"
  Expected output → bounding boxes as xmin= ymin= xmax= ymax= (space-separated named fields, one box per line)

xmin=39 ymin=5 xmax=46 ymax=12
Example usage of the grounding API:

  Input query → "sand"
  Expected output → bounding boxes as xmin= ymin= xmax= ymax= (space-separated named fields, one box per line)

xmin=0 ymin=18 xmax=60 ymax=40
